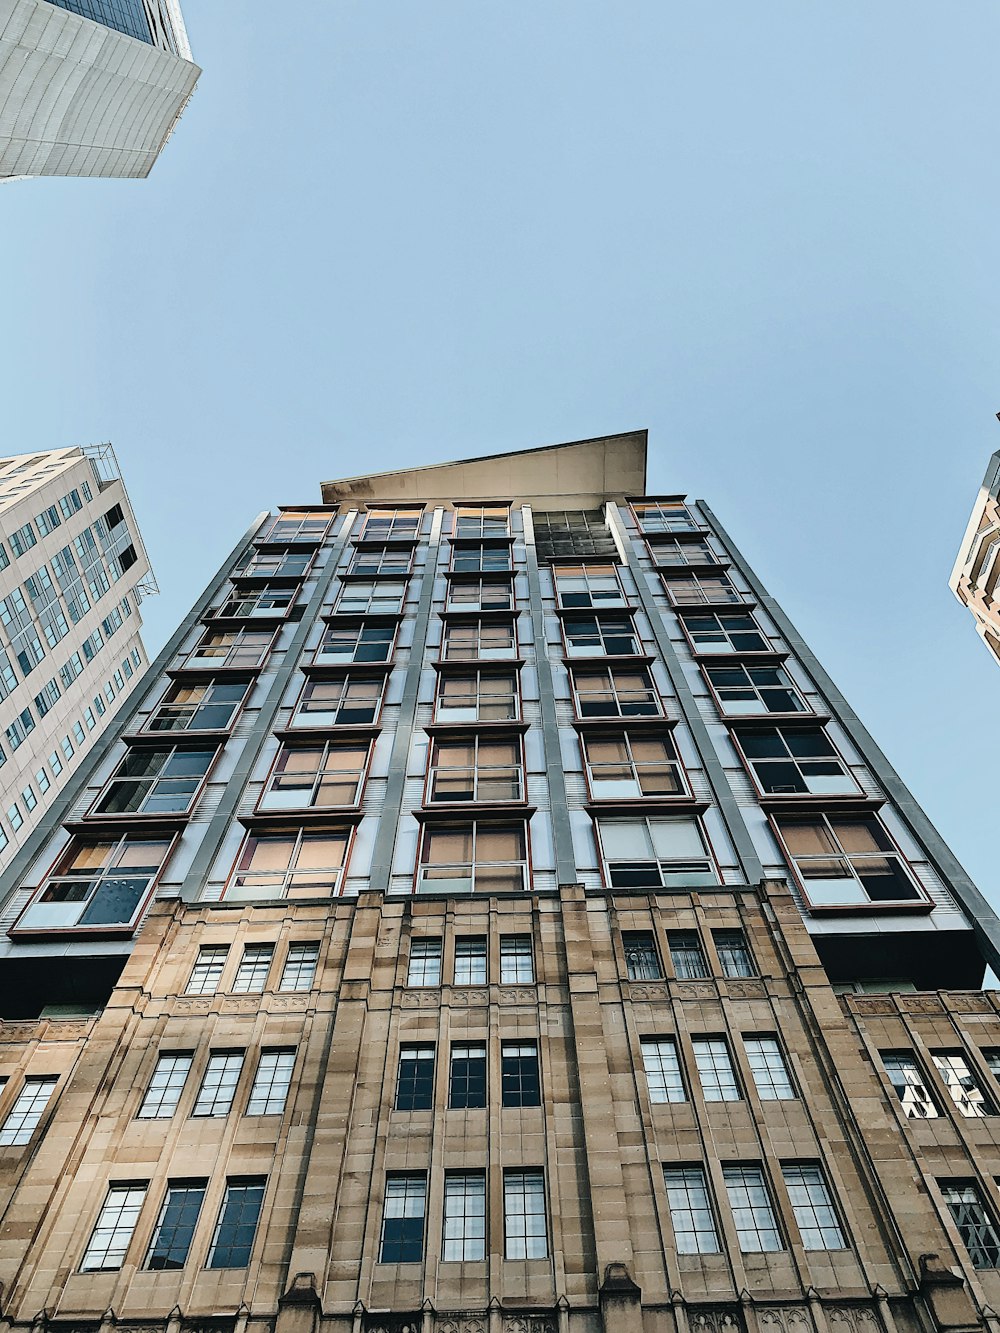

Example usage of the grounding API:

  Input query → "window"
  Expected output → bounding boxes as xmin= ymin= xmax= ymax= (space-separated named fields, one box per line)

xmin=36 ymin=768 xmax=50 ymax=794
xmin=450 ymin=1043 xmax=487 ymax=1108
xmin=380 ymin=1174 xmax=426 ymax=1262
xmin=362 ymin=508 xmax=422 ymax=541
xmin=259 ymin=511 xmax=331 ymax=542
xmin=735 ymin=726 xmax=858 ymax=796
xmin=279 ymin=941 xmax=319 ymax=991
xmin=641 ymin=1038 xmax=686 ymax=1103
xmin=14 ymin=836 xmax=172 ymax=934
xmin=293 ymin=676 xmax=385 ymax=727
xmin=683 ymin=612 xmax=769 ymax=654
xmin=985 ymin=1050 xmax=1000 ymax=1084
xmin=185 ymin=945 xmax=229 ymax=995
xmin=418 ymin=823 xmax=527 ymax=894
xmin=239 ymin=550 xmax=310 ymax=579
xmin=193 ymin=1051 xmax=245 ymax=1117
xmin=882 ymin=1053 xmax=939 ymax=1119
xmin=95 ymin=747 xmax=214 ymax=815
xmin=335 ymin=579 xmax=407 ymax=615
xmin=147 ymin=679 xmax=249 ymax=733
xmin=146 ymin=1181 xmax=206 ymax=1270
xmin=455 ymin=505 xmax=509 ymax=538
xmin=61 ymin=736 xmax=74 ymax=760
xmin=48 ymin=751 xmax=63 ymax=777
xmin=246 ymin=1048 xmax=295 ymax=1115
xmin=442 ymin=619 xmax=517 ymax=661
xmin=6 ymin=709 xmax=35 ymax=751
xmin=260 ymin=742 xmax=370 ymax=810
xmin=745 ymin=1037 xmax=796 ymax=1100
xmin=9 ymin=521 xmax=36 ymax=556
xmin=597 ymin=816 xmax=716 ymax=887
xmin=714 ymin=930 xmax=756 ymax=978
xmin=452 ymin=545 xmax=512 ymax=574
xmin=669 ymin=931 xmax=708 ymax=979
xmin=316 ymin=623 xmax=395 ymax=664
xmin=186 ymin=629 xmax=273 ymax=669
xmin=137 ymin=1053 xmax=193 ymax=1118
xmin=570 ymin=666 xmax=660 ymax=718
xmin=232 ymin=944 xmax=274 ymax=993
xmin=348 ymin=546 xmax=412 ymax=577
xmin=0 ymin=1076 xmax=58 ymax=1144
xmin=633 ymin=501 xmax=698 ymax=533
xmin=229 ymin=830 xmax=351 ymax=900
xmin=693 ymin=1039 xmax=741 ymax=1101
xmin=503 ymin=1169 xmax=547 ymax=1258
xmin=775 ymin=814 xmax=923 ymax=908
xmin=80 ymin=1183 xmax=147 ymax=1271
xmin=782 ymin=1164 xmax=845 ymax=1249
xmin=207 ymin=1178 xmax=266 ymax=1268
xmin=663 ymin=1166 xmax=720 ymax=1253
xmin=435 ymin=670 xmax=519 ymax=722
xmin=428 ymin=736 xmax=523 ymax=803
xmin=553 ymin=562 xmax=625 ymax=608
xmin=442 ymin=1172 xmax=486 ymax=1261
xmin=723 ymin=1165 xmax=783 ymax=1252
xmin=500 ymin=934 xmax=534 ymax=983
xmin=706 ymin=664 xmax=806 ymax=716
xmin=8 ymin=804 xmax=22 ymax=832
xmin=502 ymin=1040 xmax=540 ymax=1107
xmin=395 ymin=1045 xmax=436 ymax=1111
xmin=942 ymin=1182 xmax=1000 ymax=1268
xmin=454 ymin=936 xmax=488 ymax=984
xmin=663 ymin=574 xmax=743 ymax=606
xmin=447 ymin=577 xmax=513 ymax=612
xmin=563 ymin=614 xmax=640 ymax=658
xmin=85 ymin=708 xmax=96 ymax=730
xmin=583 ymin=732 xmax=685 ymax=799
xmin=932 ymin=1053 xmax=997 ymax=1118
xmin=408 ymin=938 xmax=443 ymax=986
xmin=218 ymin=589 xmax=295 ymax=619
xmin=623 ymin=931 xmax=661 ymax=980
xmin=649 ymin=537 xmax=717 ymax=567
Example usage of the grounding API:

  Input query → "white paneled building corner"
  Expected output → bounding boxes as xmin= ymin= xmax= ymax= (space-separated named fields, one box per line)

xmin=0 ymin=444 xmax=153 ymax=881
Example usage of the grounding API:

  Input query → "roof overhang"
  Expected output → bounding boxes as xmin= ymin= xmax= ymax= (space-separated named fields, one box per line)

xmin=320 ymin=429 xmax=648 ymax=510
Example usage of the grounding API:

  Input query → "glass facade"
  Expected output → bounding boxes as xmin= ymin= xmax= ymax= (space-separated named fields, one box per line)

xmin=44 ymin=0 xmax=152 ymax=44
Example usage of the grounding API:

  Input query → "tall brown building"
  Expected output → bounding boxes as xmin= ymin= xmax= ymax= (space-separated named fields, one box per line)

xmin=0 ymin=432 xmax=998 ymax=1333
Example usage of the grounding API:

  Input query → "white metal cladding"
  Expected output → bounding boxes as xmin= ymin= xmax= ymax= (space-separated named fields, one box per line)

xmin=0 ymin=0 xmax=200 ymax=180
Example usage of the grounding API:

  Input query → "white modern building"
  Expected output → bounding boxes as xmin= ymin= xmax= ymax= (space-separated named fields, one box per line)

xmin=0 ymin=0 xmax=199 ymax=179
xmin=0 ymin=445 xmax=153 ymax=869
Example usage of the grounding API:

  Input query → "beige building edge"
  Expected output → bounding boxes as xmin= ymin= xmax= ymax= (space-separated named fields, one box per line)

xmin=950 ymin=451 xmax=1000 ymax=666
xmin=0 ymin=432 xmax=998 ymax=1333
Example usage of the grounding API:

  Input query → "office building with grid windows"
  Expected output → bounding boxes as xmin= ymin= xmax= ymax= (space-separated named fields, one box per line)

xmin=2 ymin=431 xmax=1000 ymax=1333
xmin=0 ymin=444 xmax=153 ymax=893
xmin=0 ymin=0 xmax=198 ymax=179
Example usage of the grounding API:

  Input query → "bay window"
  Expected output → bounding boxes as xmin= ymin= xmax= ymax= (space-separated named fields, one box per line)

xmin=227 ymin=829 xmax=351 ymax=899
xmin=13 ymin=835 xmax=173 ymax=934
xmin=259 ymin=741 xmax=370 ymax=809
xmin=293 ymin=676 xmax=385 ymax=727
xmin=582 ymin=732 xmax=686 ymax=799
xmin=663 ymin=574 xmax=742 ymax=606
xmin=334 ymin=580 xmax=407 ymax=616
xmin=94 ymin=747 xmax=214 ymax=815
xmin=185 ymin=628 xmax=273 ymax=669
xmin=596 ymin=815 xmax=716 ymax=888
xmin=552 ymin=562 xmax=625 ymax=608
xmin=348 ymin=547 xmax=412 ymax=577
xmin=632 ymin=501 xmax=698 ymax=533
xmin=362 ymin=508 xmax=422 ymax=541
xmin=435 ymin=670 xmax=519 ymax=722
xmin=682 ymin=612 xmax=769 ymax=654
xmin=570 ymin=665 xmax=660 ymax=718
xmin=418 ymin=822 xmax=527 ymax=894
xmin=774 ymin=813 xmax=925 ymax=908
xmin=447 ymin=578 xmax=514 ymax=612
xmin=454 ymin=505 xmax=510 ymax=539
xmin=442 ymin=619 xmax=517 ymax=661
xmin=427 ymin=736 xmax=523 ymax=803
xmin=452 ymin=546 xmax=512 ymax=574
xmin=735 ymin=725 xmax=859 ymax=795
xmin=706 ymin=663 xmax=806 ymax=716
xmin=315 ymin=623 xmax=395 ymax=664
xmin=146 ymin=679 xmax=250 ymax=733
xmin=563 ymin=615 xmax=639 ymax=657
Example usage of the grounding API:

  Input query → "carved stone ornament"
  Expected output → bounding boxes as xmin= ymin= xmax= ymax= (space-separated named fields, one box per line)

xmin=498 ymin=989 xmax=537 ymax=1005
xmin=688 ymin=1308 xmax=744 ymax=1333
xmin=626 ymin=984 xmax=670 ymax=1002
xmin=180 ymin=1321 xmax=235 ymax=1333
xmin=850 ymin=998 xmax=896 ymax=1016
xmin=725 ymin=981 xmax=767 ymax=999
xmin=220 ymin=997 xmax=265 ymax=1013
xmin=449 ymin=990 xmax=489 ymax=1007
xmin=270 ymin=995 xmax=309 ymax=1010
xmin=401 ymin=991 xmax=439 ymax=1008
xmin=898 ymin=995 xmax=945 ymax=1014
xmin=437 ymin=1317 xmax=488 ymax=1333
xmin=0 ymin=1022 xmax=46 ymax=1040
xmin=172 ymin=998 xmax=213 ymax=1014
xmin=671 ymin=982 xmax=718 ymax=1000
xmin=758 ymin=1308 xmax=812 ymax=1333
xmin=502 ymin=1316 xmax=557 ymax=1333
xmin=826 ymin=1305 xmax=882 ymax=1333
xmin=947 ymin=994 xmax=993 ymax=1013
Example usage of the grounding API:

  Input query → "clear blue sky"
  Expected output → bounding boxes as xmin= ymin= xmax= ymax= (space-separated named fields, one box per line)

xmin=1 ymin=2 xmax=998 ymax=895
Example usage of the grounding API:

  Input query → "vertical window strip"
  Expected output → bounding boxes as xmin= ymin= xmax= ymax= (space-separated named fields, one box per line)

xmin=782 ymin=1164 xmax=846 ymax=1250
xmin=0 ymin=1076 xmax=58 ymax=1145
xmin=723 ymin=1165 xmax=783 ymax=1252
xmin=692 ymin=1038 xmax=741 ymax=1101
xmin=145 ymin=1181 xmax=207 ymax=1270
xmin=137 ymin=1054 xmax=192 ymax=1118
xmin=193 ymin=1052 xmax=245 ymax=1117
xmin=407 ymin=938 xmax=443 ymax=986
xmin=81 ymin=1183 xmax=147 ymax=1271
xmin=207 ymin=1178 xmax=266 ymax=1269
xmin=442 ymin=1172 xmax=487 ymax=1260
xmin=380 ymin=1173 xmax=427 ymax=1262
xmin=662 ymin=1165 xmax=721 ymax=1253
xmin=232 ymin=943 xmax=274 ymax=993
xmin=503 ymin=1169 xmax=548 ymax=1258
xmin=454 ymin=936 xmax=488 ymax=985
xmin=499 ymin=934 xmax=534 ymax=983
xmin=279 ymin=941 xmax=319 ymax=991
xmin=641 ymin=1038 xmax=687 ymax=1103
xmin=246 ymin=1049 xmax=295 ymax=1115
xmin=744 ymin=1037 xmax=795 ymax=1100
xmin=185 ymin=945 xmax=229 ymax=995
